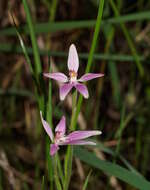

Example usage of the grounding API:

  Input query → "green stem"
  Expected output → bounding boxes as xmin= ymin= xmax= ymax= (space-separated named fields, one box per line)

xmin=64 ymin=90 xmax=77 ymax=190
xmin=56 ymin=154 xmax=65 ymax=185
xmin=70 ymin=90 xmax=77 ymax=131
xmin=46 ymin=58 xmax=53 ymax=127
xmin=22 ymin=0 xmax=44 ymax=114
xmin=94 ymin=25 xmax=115 ymax=129
xmin=46 ymin=60 xmax=64 ymax=190
xmin=53 ymin=155 xmax=62 ymax=190
xmin=46 ymin=137 xmax=53 ymax=190
xmin=64 ymin=146 xmax=73 ymax=190
xmin=109 ymin=0 xmax=144 ymax=77
xmin=115 ymin=104 xmax=126 ymax=158
xmin=71 ymin=0 xmax=105 ymax=130
xmin=22 ymin=0 xmax=42 ymax=77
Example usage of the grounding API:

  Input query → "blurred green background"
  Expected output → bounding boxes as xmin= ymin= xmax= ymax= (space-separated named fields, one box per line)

xmin=0 ymin=0 xmax=150 ymax=189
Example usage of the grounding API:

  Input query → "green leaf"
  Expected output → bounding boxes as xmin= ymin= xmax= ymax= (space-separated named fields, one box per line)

xmin=0 ymin=20 xmax=95 ymax=36
xmin=109 ymin=0 xmax=144 ymax=77
xmin=97 ymin=142 xmax=141 ymax=176
xmin=9 ymin=12 xmax=34 ymax=77
xmin=82 ymin=170 xmax=92 ymax=190
xmin=71 ymin=0 xmax=105 ymax=130
xmin=0 ymin=43 xmax=145 ymax=62
xmin=74 ymin=147 xmax=150 ymax=190
xmin=0 ymin=88 xmax=34 ymax=98
xmin=22 ymin=0 xmax=42 ymax=76
xmin=64 ymin=146 xmax=73 ymax=190
xmin=1 ymin=11 xmax=150 ymax=36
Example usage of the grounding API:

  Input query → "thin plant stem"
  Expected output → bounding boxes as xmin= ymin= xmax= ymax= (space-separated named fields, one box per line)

xmin=46 ymin=57 xmax=53 ymax=127
xmin=64 ymin=90 xmax=77 ymax=190
xmin=46 ymin=60 xmax=54 ymax=190
xmin=22 ymin=0 xmax=44 ymax=114
xmin=45 ymin=0 xmax=58 ymax=50
xmin=114 ymin=104 xmax=126 ymax=158
xmin=109 ymin=0 xmax=144 ymax=77
xmin=71 ymin=0 xmax=105 ymax=130
xmin=70 ymin=90 xmax=77 ymax=131
xmin=82 ymin=170 xmax=92 ymax=190
xmin=64 ymin=145 xmax=73 ymax=190
xmin=106 ymin=104 xmax=126 ymax=189
xmin=46 ymin=58 xmax=64 ymax=190
xmin=22 ymin=0 xmax=42 ymax=78
xmin=56 ymin=154 xmax=65 ymax=185
xmin=53 ymin=155 xmax=63 ymax=190
xmin=94 ymin=26 xmax=115 ymax=129
xmin=45 ymin=0 xmax=58 ymax=187
xmin=46 ymin=137 xmax=54 ymax=190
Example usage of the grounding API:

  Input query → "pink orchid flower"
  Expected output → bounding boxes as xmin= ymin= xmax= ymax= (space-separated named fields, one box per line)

xmin=44 ymin=44 xmax=104 ymax=100
xmin=40 ymin=111 xmax=102 ymax=156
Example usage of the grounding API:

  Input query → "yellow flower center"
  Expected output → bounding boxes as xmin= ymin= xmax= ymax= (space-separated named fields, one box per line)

xmin=69 ymin=70 xmax=77 ymax=82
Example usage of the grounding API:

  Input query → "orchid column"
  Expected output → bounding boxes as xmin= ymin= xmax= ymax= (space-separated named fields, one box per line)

xmin=44 ymin=44 xmax=104 ymax=100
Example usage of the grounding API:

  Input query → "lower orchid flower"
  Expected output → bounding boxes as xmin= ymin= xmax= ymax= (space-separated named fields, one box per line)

xmin=44 ymin=44 xmax=104 ymax=100
xmin=40 ymin=111 xmax=102 ymax=156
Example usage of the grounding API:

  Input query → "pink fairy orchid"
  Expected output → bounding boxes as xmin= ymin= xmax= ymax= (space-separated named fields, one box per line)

xmin=44 ymin=44 xmax=104 ymax=100
xmin=40 ymin=111 xmax=102 ymax=156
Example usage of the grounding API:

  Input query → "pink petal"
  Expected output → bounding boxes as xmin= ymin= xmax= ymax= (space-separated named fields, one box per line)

xmin=55 ymin=116 xmax=66 ymax=136
xmin=62 ymin=140 xmax=96 ymax=145
xmin=59 ymin=83 xmax=73 ymax=100
xmin=50 ymin=144 xmax=59 ymax=156
xmin=67 ymin=130 xmax=102 ymax=141
xmin=44 ymin=72 xmax=68 ymax=83
xmin=67 ymin=44 xmax=79 ymax=72
xmin=40 ymin=111 xmax=53 ymax=141
xmin=79 ymin=73 xmax=104 ymax=82
xmin=75 ymin=83 xmax=89 ymax=98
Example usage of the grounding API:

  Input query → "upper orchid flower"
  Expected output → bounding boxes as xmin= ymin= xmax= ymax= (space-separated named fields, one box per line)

xmin=44 ymin=44 xmax=104 ymax=100
xmin=40 ymin=111 xmax=102 ymax=156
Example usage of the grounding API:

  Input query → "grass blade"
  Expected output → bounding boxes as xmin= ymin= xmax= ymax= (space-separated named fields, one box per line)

xmin=97 ymin=142 xmax=142 ymax=176
xmin=72 ymin=0 xmax=105 ymax=130
xmin=109 ymin=0 xmax=144 ymax=77
xmin=22 ymin=0 xmax=44 ymax=113
xmin=53 ymin=155 xmax=62 ymax=190
xmin=0 ymin=43 xmax=145 ymax=62
xmin=64 ymin=146 xmax=73 ymax=190
xmin=9 ymin=12 xmax=35 ymax=78
xmin=108 ymin=60 xmax=121 ymax=106
xmin=0 ymin=88 xmax=34 ymax=98
xmin=1 ymin=11 xmax=150 ymax=36
xmin=82 ymin=170 xmax=92 ymax=190
xmin=22 ymin=0 xmax=42 ymax=77
xmin=74 ymin=147 xmax=150 ymax=190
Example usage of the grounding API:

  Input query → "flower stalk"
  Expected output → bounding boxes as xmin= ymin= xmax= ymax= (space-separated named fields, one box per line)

xmin=53 ymin=155 xmax=62 ymax=190
xmin=40 ymin=42 xmax=103 ymax=189
xmin=64 ymin=90 xmax=77 ymax=190
xmin=70 ymin=90 xmax=77 ymax=131
xmin=71 ymin=0 xmax=105 ymax=130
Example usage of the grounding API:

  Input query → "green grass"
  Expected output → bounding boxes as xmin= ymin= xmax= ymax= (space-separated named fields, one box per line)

xmin=71 ymin=0 xmax=105 ymax=130
xmin=109 ymin=0 xmax=144 ymax=77
xmin=0 ymin=42 xmax=145 ymax=62
xmin=22 ymin=0 xmax=42 ymax=77
xmin=1 ymin=11 xmax=150 ymax=36
xmin=74 ymin=147 xmax=150 ymax=190
xmin=1 ymin=0 xmax=150 ymax=189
